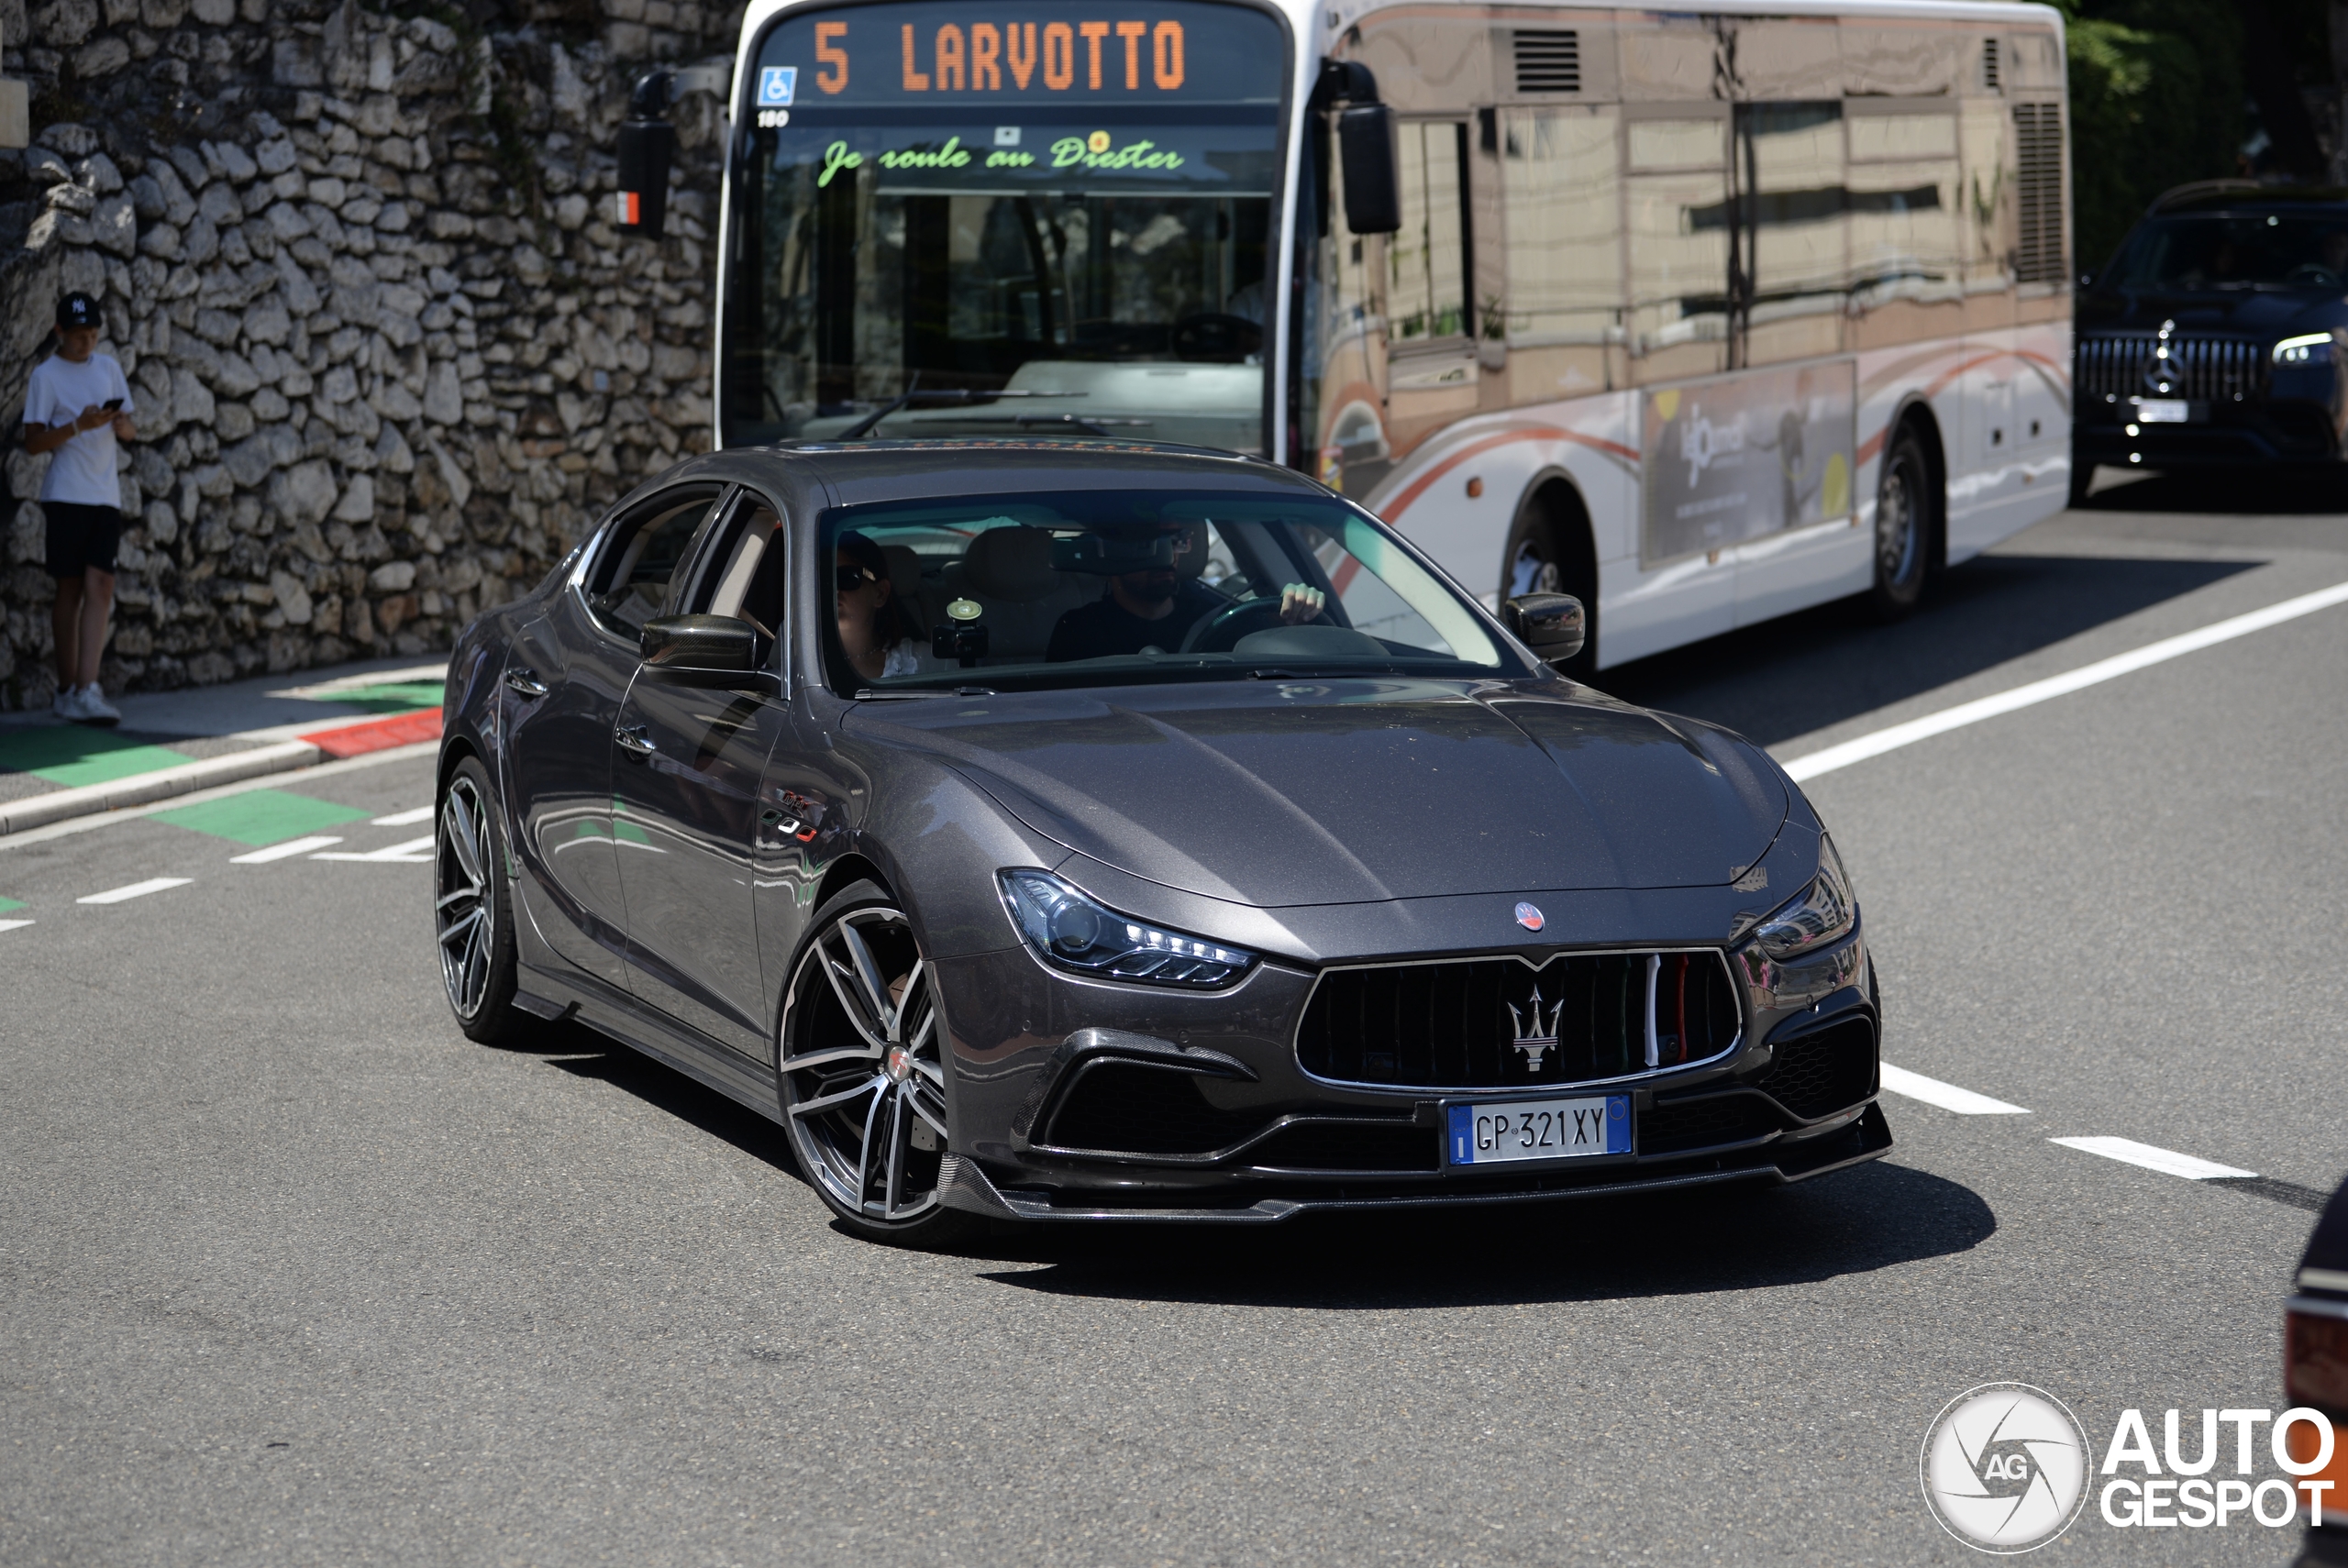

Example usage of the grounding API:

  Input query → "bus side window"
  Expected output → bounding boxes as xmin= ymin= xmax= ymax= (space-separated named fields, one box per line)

xmin=1625 ymin=111 xmax=1732 ymax=382
xmin=1738 ymin=102 xmax=1847 ymax=366
xmin=1847 ymin=104 xmax=1963 ymax=347
xmin=1499 ymin=105 xmax=1621 ymax=394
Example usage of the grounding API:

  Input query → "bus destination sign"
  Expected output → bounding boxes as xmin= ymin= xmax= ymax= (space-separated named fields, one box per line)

xmin=752 ymin=1 xmax=1286 ymax=110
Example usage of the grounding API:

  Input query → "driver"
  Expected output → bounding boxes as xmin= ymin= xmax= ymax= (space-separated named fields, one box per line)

xmin=1046 ymin=524 xmax=1326 ymax=661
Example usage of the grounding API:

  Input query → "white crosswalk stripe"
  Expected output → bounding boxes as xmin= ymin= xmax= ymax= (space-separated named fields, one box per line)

xmin=1878 ymin=1063 xmax=2031 ymax=1115
xmin=229 ymin=836 xmax=345 ymax=864
xmin=2049 ymin=1136 xmax=2256 ymax=1181
xmin=77 ymin=878 xmax=193 ymax=905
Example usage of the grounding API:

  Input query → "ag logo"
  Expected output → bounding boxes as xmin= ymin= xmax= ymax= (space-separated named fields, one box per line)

xmin=1920 ymin=1384 xmax=2092 ymax=1552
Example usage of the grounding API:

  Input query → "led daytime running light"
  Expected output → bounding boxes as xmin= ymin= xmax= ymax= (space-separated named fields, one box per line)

xmin=999 ymin=869 xmax=1257 ymax=988
xmin=2275 ymin=333 xmax=2333 ymax=366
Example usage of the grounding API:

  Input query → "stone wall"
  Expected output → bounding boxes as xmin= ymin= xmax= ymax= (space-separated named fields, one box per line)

xmin=0 ymin=0 xmax=741 ymax=704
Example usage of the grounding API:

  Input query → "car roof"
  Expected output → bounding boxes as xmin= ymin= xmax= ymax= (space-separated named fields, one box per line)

xmin=719 ymin=439 xmax=1334 ymax=510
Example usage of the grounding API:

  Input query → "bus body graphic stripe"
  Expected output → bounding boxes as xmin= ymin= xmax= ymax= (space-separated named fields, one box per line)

xmin=1380 ymin=425 xmax=1639 ymax=523
xmin=1855 ymin=347 xmax=2072 ymax=469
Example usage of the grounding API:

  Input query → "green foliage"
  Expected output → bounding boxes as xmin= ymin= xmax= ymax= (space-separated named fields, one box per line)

xmin=2066 ymin=2 xmax=2246 ymax=273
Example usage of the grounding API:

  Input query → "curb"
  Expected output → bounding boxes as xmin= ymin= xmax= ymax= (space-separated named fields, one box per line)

xmin=0 ymin=708 xmax=444 ymax=837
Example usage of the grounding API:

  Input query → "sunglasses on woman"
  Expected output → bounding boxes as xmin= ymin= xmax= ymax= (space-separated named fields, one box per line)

xmin=835 ymin=564 xmax=876 ymax=592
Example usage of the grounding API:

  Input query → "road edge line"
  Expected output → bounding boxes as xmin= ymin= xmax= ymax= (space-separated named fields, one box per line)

xmin=1781 ymin=579 xmax=2348 ymax=782
xmin=0 ymin=741 xmax=323 ymax=835
xmin=0 ymin=740 xmax=442 ymax=852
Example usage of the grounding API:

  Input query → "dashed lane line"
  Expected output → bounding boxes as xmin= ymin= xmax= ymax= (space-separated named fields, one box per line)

xmin=0 ymin=919 xmax=31 ymax=934
xmin=2049 ymin=1135 xmax=2255 ymax=1180
xmin=312 ymin=835 xmax=434 ymax=864
xmin=371 ymin=806 xmax=435 ymax=827
xmin=1878 ymin=1063 xmax=2030 ymax=1114
xmin=1782 ymin=579 xmax=2348 ymax=782
xmin=77 ymin=878 xmax=194 ymax=905
xmin=229 ymin=835 xmax=345 ymax=864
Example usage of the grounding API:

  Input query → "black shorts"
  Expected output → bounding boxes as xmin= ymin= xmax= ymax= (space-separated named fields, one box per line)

xmin=43 ymin=502 xmax=122 ymax=579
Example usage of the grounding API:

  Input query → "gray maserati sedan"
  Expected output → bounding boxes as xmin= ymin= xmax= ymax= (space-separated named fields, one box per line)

xmin=433 ymin=440 xmax=1887 ymax=1243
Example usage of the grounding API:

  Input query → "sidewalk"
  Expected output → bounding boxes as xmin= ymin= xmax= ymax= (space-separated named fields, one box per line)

xmin=0 ymin=656 xmax=449 ymax=835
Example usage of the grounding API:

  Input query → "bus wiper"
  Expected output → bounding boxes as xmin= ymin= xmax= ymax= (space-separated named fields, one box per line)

xmin=837 ymin=376 xmax=1084 ymax=439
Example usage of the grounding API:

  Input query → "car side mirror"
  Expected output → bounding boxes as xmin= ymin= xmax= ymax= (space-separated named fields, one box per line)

xmin=1503 ymin=592 xmax=1585 ymax=666
xmin=641 ymin=613 xmax=761 ymax=688
xmin=1338 ymin=104 xmax=1401 ymax=236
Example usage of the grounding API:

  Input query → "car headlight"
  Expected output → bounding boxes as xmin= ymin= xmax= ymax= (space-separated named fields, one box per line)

xmin=2275 ymin=333 xmax=2333 ymax=366
xmin=1749 ymin=836 xmax=1857 ymax=960
xmin=999 ymin=869 xmax=1257 ymax=988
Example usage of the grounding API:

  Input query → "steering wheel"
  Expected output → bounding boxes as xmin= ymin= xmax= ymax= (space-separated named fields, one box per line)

xmin=2287 ymin=263 xmax=2339 ymax=287
xmin=1178 ymin=594 xmax=1335 ymax=654
xmin=1169 ymin=312 xmax=1264 ymax=362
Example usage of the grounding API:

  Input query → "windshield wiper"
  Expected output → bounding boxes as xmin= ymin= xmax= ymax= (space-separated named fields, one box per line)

xmin=836 ymin=374 xmax=1085 ymax=439
xmin=915 ymin=414 xmax=1153 ymax=437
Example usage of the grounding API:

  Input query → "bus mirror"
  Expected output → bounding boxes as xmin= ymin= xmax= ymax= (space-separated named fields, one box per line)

xmin=1338 ymin=104 xmax=1401 ymax=235
xmin=617 ymin=68 xmax=676 ymax=237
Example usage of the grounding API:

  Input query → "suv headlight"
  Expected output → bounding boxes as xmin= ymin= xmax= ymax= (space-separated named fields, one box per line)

xmin=1749 ymin=836 xmax=1857 ymax=960
xmin=999 ymin=869 xmax=1258 ymax=988
xmin=2275 ymin=333 xmax=2333 ymax=366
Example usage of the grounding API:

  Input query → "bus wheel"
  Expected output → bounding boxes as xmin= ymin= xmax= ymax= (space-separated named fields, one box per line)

xmin=1504 ymin=490 xmax=1597 ymax=679
xmin=1869 ymin=428 xmax=1932 ymax=620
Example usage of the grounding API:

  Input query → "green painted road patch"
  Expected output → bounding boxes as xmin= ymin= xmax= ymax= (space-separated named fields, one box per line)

xmin=151 ymin=790 xmax=373 ymax=846
xmin=0 ymin=727 xmax=193 ymax=788
xmin=324 ymin=680 xmax=446 ymax=714
xmin=0 ymin=896 xmax=23 ymax=913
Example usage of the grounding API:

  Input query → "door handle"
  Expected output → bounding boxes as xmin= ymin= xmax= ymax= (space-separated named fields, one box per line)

xmin=504 ymin=667 xmax=549 ymax=699
xmin=615 ymin=725 xmax=657 ymax=757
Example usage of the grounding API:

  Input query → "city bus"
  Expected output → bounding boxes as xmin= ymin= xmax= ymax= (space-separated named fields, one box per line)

xmin=693 ymin=0 xmax=2073 ymax=669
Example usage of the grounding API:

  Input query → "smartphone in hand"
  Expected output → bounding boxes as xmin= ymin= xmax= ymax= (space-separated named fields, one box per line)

xmin=103 ymin=397 xmax=123 ymax=411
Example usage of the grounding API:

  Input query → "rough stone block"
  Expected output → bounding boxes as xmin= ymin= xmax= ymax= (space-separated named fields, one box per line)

xmin=90 ymin=193 xmax=138 ymax=257
xmin=32 ymin=0 xmax=97 ymax=47
xmin=169 ymin=366 xmax=215 ymax=428
xmin=269 ymin=569 xmax=312 ymax=624
xmin=137 ymin=221 xmax=182 ymax=259
xmin=73 ymin=34 xmax=129 ymax=74
xmin=271 ymin=39 xmax=320 ymax=88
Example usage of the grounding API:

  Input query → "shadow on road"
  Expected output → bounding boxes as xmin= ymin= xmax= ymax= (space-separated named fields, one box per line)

xmin=1595 ymin=554 xmax=2253 ymax=745
xmin=531 ymin=1032 xmax=810 ymax=1185
xmin=2077 ymin=469 xmax=2348 ymax=516
xmin=969 ymin=1159 xmax=1993 ymax=1309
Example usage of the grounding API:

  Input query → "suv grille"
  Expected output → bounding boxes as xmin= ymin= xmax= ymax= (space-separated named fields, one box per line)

xmin=2077 ymin=334 xmax=2267 ymax=402
xmin=1297 ymin=951 xmax=1741 ymax=1090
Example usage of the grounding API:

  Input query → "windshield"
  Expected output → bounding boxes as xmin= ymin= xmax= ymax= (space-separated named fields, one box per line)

xmin=724 ymin=1 xmax=1288 ymax=452
xmin=2103 ymin=213 xmax=2348 ymax=293
xmin=820 ymin=486 xmax=1521 ymax=694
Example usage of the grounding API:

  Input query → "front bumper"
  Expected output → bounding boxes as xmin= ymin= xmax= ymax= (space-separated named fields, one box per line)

xmin=934 ymin=922 xmax=1888 ymax=1222
xmin=2074 ymin=390 xmax=2345 ymax=468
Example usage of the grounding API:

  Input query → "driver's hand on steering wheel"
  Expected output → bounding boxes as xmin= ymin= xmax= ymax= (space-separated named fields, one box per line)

xmin=1278 ymin=583 xmax=1326 ymax=624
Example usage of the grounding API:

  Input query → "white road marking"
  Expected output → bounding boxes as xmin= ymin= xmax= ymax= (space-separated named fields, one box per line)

xmin=229 ymin=835 xmax=345 ymax=864
xmin=1878 ymin=1063 xmax=2031 ymax=1115
xmin=371 ymin=806 xmax=435 ymax=827
xmin=0 ymin=919 xmax=32 ymax=933
xmin=1782 ymin=579 xmax=2348 ymax=781
xmin=312 ymin=835 xmax=434 ymax=864
xmin=77 ymin=877 xmax=194 ymax=905
xmin=2050 ymin=1135 xmax=2256 ymax=1181
xmin=0 ymin=742 xmax=439 ymax=854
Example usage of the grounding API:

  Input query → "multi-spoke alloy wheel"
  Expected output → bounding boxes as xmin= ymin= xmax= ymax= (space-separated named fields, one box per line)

xmin=779 ymin=884 xmax=971 ymax=1242
xmin=436 ymin=756 xmax=526 ymax=1043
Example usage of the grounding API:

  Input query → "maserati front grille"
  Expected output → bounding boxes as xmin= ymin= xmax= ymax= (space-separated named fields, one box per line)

xmin=1296 ymin=950 xmax=1743 ymax=1090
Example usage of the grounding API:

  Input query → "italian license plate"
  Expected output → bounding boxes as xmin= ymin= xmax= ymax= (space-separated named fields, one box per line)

xmin=1445 ymin=1094 xmax=1630 ymax=1166
xmin=2136 ymin=398 xmax=2189 ymax=423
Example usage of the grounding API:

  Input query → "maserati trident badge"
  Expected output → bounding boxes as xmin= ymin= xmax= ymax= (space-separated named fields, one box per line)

xmin=1514 ymin=900 xmax=1544 ymax=932
xmin=1508 ymin=986 xmax=1564 ymax=1071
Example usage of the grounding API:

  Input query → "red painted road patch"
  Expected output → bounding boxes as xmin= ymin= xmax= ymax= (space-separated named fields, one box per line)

xmin=301 ymin=708 xmax=443 ymax=758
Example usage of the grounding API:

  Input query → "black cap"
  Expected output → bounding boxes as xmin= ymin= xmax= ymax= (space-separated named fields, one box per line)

xmin=55 ymin=292 xmax=101 ymax=329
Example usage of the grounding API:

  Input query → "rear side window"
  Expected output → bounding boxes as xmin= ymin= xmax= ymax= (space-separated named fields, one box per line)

xmin=585 ymin=487 xmax=725 ymax=638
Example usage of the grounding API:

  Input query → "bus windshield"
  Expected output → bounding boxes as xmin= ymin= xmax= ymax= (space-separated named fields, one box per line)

xmin=723 ymin=1 xmax=1290 ymax=453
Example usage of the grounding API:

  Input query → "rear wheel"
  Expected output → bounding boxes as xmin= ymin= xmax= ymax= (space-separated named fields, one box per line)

xmin=436 ymin=756 xmax=529 ymax=1043
xmin=1868 ymin=428 xmax=1933 ymax=620
xmin=778 ymin=880 xmax=983 ymax=1247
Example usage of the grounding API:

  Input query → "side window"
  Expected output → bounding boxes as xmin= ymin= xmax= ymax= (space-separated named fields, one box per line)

xmin=584 ymin=488 xmax=724 ymax=639
xmin=697 ymin=494 xmax=787 ymax=643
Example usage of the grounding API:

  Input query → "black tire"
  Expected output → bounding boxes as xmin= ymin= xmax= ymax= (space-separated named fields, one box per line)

xmin=2066 ymin=454 xmax=2095 ymax=510
xmin=435 ymin=755 xmax=531 ymax=1044
xmin=776 ymin=879 xmax=987 ymax=1248
xmin=1868 ymin=428 xmax=1933 ymax=620
xmin=1502 ymin=489 xmax=1598 ymax=680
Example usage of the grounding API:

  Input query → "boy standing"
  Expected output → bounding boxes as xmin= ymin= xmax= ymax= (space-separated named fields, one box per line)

xmin=20 ymin=292 xmax=135 ymax=725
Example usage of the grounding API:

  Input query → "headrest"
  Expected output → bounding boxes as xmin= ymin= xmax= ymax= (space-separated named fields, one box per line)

xmin=881 ymin=544 xmax=923 ymax=602
xmin=962 ymin=525 xmax=1058 ymax=602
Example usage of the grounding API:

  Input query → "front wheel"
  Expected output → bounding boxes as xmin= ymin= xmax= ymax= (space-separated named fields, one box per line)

xmin=777 ymin=881 xmax=984 ymax=1247
xmin=436 ymin=756 xmax=529 ymax=1043
xmin=1868 ymin=428 xmax=1933 ymax=620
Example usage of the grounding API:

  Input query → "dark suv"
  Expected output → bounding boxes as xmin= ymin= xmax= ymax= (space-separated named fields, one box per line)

xmin=2076 ymin=182 xmax=2348 ymax=492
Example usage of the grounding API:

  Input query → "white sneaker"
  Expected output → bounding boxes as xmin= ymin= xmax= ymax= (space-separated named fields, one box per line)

xmin=74 ymin=684 xmax=119 ymax=726
xmin=52 ymin=686 xmax=81 ymax=721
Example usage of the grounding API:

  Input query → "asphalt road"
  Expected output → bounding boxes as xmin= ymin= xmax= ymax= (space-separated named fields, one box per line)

xmin=5 ymin=470 xmax=2344 ymax=1566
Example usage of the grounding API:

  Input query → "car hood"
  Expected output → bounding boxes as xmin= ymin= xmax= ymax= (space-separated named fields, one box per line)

xmin=2079 ymin=289 xmax=2344 ymax=337
xmin=843 ymin=679 xmax=1788 ymax=908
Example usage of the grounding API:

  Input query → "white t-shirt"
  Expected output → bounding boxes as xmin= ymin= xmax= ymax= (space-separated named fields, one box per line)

xmin=23 ymin=351 xmax=133 ymax=509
